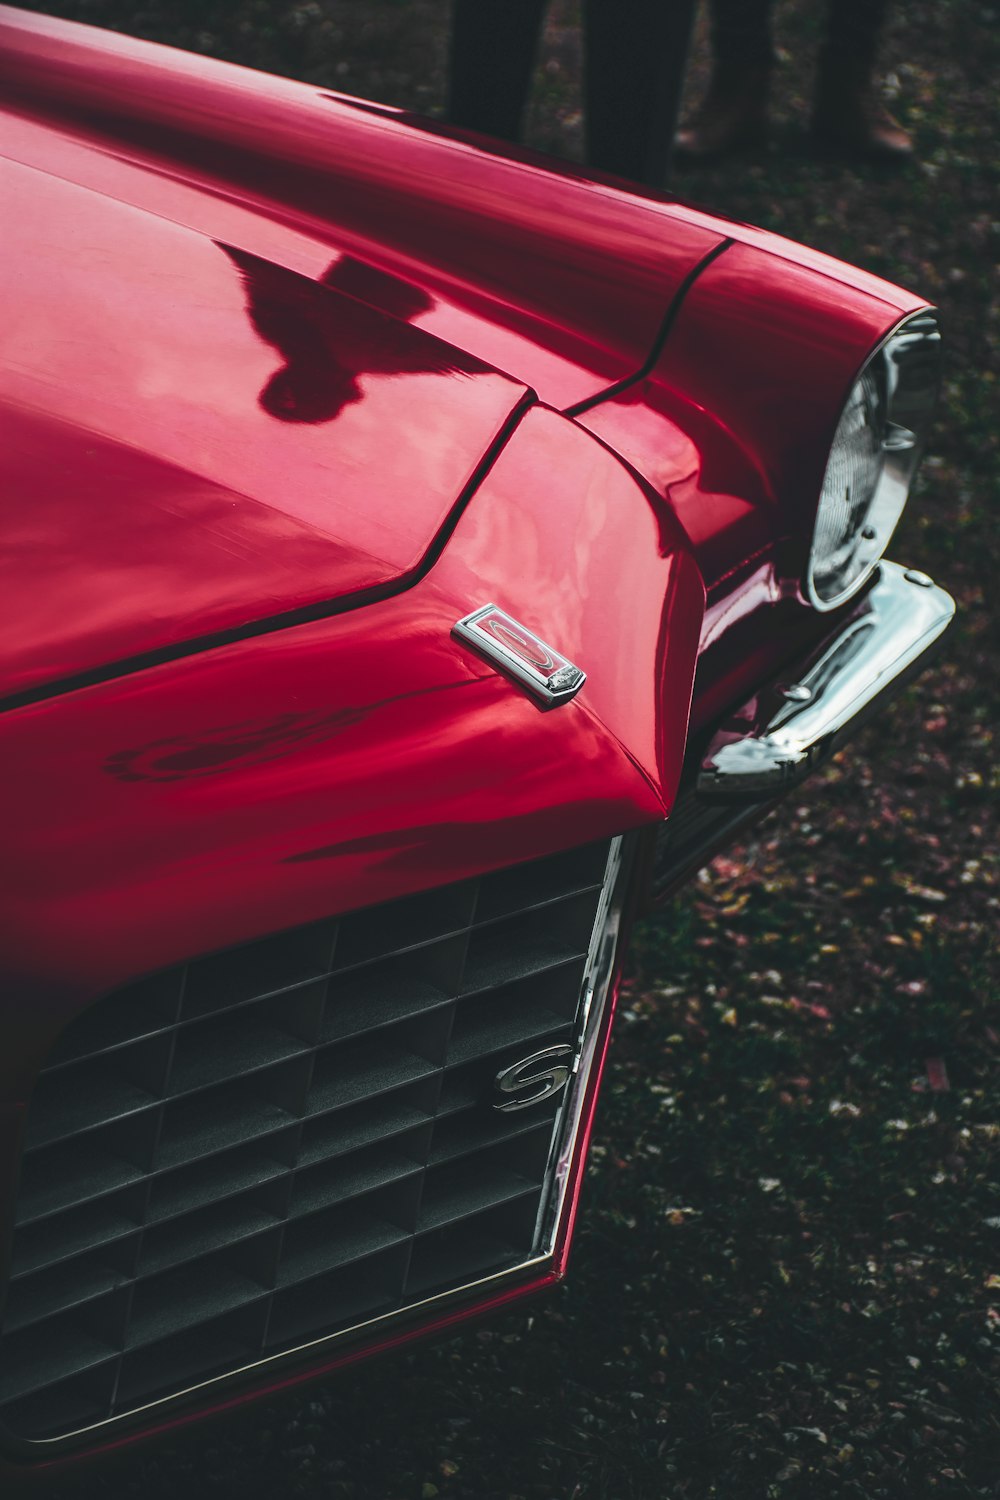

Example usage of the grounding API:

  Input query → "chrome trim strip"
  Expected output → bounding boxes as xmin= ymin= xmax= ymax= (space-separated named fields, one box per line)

xmin=535 ymin=835 xmax=628 ymax=1254
xmin=698 ymin=561 xmax=955 ymax=799
xmin=16 ymin=837 xmax=633 ymax=1454
xmin=19 ymin=1256 xmax=553 ymax=1454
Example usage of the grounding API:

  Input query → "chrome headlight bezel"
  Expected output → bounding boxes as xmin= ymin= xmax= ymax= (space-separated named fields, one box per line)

xmin=806 ymin=309 xmax=941 ymax=612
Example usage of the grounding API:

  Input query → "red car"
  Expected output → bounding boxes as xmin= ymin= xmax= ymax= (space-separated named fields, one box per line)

xmin=0 ymin=5 xmax=954 ymax=1486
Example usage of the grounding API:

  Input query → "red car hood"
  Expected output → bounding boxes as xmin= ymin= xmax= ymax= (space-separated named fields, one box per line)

xmin=0 ymin=157 xmax=528 ymax=706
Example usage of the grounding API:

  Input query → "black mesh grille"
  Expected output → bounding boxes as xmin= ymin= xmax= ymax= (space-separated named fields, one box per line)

xmin=0 ymin=840 xmax=617 ymax=1442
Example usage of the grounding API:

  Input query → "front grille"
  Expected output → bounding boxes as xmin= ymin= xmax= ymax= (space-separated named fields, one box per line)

xmin=0 ymin=838 xmax=626 ymax=1443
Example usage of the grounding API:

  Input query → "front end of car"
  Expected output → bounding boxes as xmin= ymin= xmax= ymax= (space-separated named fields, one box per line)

xmin=0 ymin=6 xmax=954 ymax=1486
xmin=0 ymin=393 xmax=953 ymax=1480
xmin=0 ymin=405 xmax=703 ymax=1475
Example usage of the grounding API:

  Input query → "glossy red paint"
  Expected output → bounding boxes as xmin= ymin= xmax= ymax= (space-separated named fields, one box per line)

xmin=0 ymin=8 xmax=931 ymax=720
xmin=1 ymin=154 xmax=532 ymax=704
xmin=576 ymin=372 xmax=779 ymax=588
xmin=652 ymin=241 xmax=926 ymax=593
xmin=0 ymin=404 xmax=690 ymax=1484
xmin=0 ymin=408 xmax=701 ymax=1097
xmin=0 ymin=5 xmax=726 ymax=411
xmin=578 ymin=241 xmax=931 ymax=725
xmin=435 ymin=408 xmax=705 ymax=798
xmin=0 ymin=6 xmax=926 ymax=437
xmin=0 ymin=8 xmax=944 ymax=1474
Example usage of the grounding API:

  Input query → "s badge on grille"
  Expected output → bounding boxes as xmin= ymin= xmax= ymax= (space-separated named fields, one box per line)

xmin=493 ymin=1044 xmax=575 ymax=1112
xmin=452 ymin=605 xmax=586 ymax=707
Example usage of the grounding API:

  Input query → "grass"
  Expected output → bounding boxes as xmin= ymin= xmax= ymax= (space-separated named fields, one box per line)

xmin=17 ymin=1 xmax=1000 ymax=1495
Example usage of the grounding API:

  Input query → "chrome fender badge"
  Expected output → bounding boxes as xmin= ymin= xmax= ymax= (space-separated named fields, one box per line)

xmin=452 ymin=604 xmax=586 ymax=706
xmin=493 ymin=1045 xmax=575 ymax=1112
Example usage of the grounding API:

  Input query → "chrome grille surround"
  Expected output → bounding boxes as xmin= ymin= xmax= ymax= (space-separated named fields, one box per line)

xmin=0 ymin=836 xmax=631 ymax=1448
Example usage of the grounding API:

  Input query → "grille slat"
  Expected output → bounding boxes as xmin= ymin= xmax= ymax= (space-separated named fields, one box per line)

xmin=116 ymin=1327 xmax=258 ymax=1412
xmin=46 ymin=973 xmax=183 ymax=1069
xmin=405 ymin=1231 xmax=523 ymax=1300
xmin=0 ymin=1324 xmax=119 ymax=1406
xmin=297 ymin=1099 xmax=432 ymax=1168
xmin=320 ymin=973 xmax=453 ymax=1046
xmin=264 ymin=1244 xmax=408 ymax=1348
xmin=147 ymin=1150 xmax=292 ymax=1227
xmin=417 ymin=1169 xmax=541 ymax=1234
xmin=126 ymin=1266 xmax=269 ymax=1352
xmin=305 ymin=1047 xmax=442 ymax=1118
xmin=169 ymin=1020 xmax=311 ymax=1097
xmin=288 ymin=1151 xmax=422 ymax=1220
xmin=137 ymin=1202 xmax=283 ymax=1281
xmin=2 ymin=1263 xmax=131 ymax=1338
xmin=1 ymin=838 xmax=624 ymax=1441
xmin=428 ymin=1109 xmax=556 ymax=1167
xmin=276 ymin=1213 xmax=412 ymax=1290
xmin=183 ymin=921 xmax=337 ymax=1017
xmin=16 ymin=1146 xmax=146 ymax=1226
xmin=12 ymin=1196 xmax=142 ymax=1278
xmin=25 ymin=1070 xmax=160 ymax=1152
xmin=156 ymin=1093 xmax=297 ymax=1173
xmin=461 ymin=940 xmax=586 ymax=996
xmin=42 ymin=979 xmax=329 ymax=1084
xmin=447 ymin=1006 xmax=572 ymax=1068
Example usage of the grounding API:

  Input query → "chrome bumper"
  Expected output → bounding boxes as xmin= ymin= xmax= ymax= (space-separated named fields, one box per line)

xmin=698 ymin=561 xmax=956 ymax=801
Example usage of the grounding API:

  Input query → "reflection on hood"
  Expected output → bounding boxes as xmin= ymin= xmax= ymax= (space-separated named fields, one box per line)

xmin=220 ymin=244 xmax=487 ymax=424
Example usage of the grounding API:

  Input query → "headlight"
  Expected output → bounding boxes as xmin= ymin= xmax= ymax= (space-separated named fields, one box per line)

xmin=806 ymin=309 xmax=941 ymax=610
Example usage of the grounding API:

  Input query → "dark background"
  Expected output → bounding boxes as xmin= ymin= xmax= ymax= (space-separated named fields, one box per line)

xmin=15 ymin=1 xmax=1000 ymax=1495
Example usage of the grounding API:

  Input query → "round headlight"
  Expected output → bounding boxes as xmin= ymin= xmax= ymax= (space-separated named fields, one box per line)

xmin=806 ymin=309 xmax=941 ymax=610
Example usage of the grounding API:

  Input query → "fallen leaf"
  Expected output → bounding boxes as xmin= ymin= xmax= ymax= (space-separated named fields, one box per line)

xmin=925 ymin=1057 xmax=951 ymax=1092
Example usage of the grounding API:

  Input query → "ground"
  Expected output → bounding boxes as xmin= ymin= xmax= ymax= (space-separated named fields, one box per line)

xmin=17 ymin=1 xmax=1000 ymax=1495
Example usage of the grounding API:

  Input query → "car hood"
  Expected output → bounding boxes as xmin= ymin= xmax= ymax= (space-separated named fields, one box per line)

xmin=0 ymin=4 xmax=731 ymax=415
xmin=0 ymin=157 xmax=529 ymax=706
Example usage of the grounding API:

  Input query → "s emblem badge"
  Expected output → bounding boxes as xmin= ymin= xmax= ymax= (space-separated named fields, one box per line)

xmin=452 ymin=605 xmax=586 ymax=706
xmin=493 ymin=1044 xmax=575 ymax=1112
